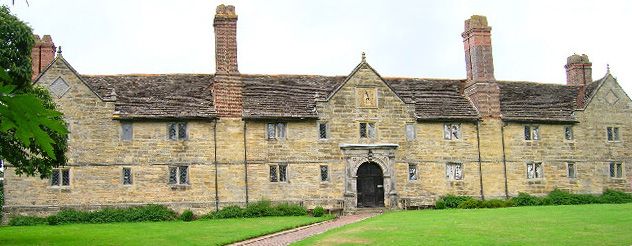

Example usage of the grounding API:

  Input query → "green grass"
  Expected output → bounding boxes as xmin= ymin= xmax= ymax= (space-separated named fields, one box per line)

xmin=0 ymin=216 xmax=329 ymax=246
xmin=295 ymin=204 xmax=632 ymax=246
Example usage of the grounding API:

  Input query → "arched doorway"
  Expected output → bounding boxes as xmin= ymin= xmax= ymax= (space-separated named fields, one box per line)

xmin=356 ymin=162 xmax=384 ymax=207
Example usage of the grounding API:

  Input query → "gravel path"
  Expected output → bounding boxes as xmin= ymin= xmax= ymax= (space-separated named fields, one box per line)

xmin=230 ymin=213 xmax=379 ymax=246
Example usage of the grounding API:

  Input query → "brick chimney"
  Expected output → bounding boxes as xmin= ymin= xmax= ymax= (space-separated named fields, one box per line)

xmin=31 ymin=35 xmax=56 ymax=80
xmin=462 ymin=15 xmax=495 ymax=82
xmin=565 ymin=54 xmax=592 ymax=108
xmin=212 ymin=4 xmax=242 ymax=118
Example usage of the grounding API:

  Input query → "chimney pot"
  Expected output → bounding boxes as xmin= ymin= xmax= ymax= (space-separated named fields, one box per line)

xmin=462 ymin=15 xmax=495 ymax=82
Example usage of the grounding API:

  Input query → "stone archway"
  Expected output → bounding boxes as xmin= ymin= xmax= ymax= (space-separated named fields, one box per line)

xmin=356 ymin=162 xmax=384 ymax=207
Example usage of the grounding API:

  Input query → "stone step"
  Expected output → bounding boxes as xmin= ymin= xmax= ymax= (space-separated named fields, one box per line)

xmin=349 ymin=207 xmax=385 ymax=215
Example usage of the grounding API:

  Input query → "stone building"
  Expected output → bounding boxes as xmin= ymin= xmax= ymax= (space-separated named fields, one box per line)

xmin=3 ymin=5 xmax=632 ymax=219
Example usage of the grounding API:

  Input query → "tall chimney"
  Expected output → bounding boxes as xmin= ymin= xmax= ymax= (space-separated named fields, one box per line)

xmin=31 ymin=34 xmax=56 ymax=80
xmin=212 ymin=5 xmax=243 ymax=118
xmin=565 ymin=54 xmax=592 ymax=108
xmin=462 ymin=15 xmax=495 ymax=82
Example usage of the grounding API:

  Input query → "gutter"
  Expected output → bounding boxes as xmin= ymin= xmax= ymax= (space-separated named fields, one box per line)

xmin=243 ymin=120 xmax=249 ymax=205
xmin=213 ymin=119 xmax=219 ymax=211
xmin=476 ymin=120 xmax=485 ymax=200
xmin=500 ymin=121 xmax=509 ymax=199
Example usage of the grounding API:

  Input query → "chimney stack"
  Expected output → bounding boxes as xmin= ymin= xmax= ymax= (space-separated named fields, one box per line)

xmin=462 ymin=15 xmax=495 ymax=82
xmin=31 ymin=34 xmax=56 ymax=80
xmin=214 ymin=4 xmax=238 ymax=75
xmin=565 ymin=54 xmax=592 ymax=108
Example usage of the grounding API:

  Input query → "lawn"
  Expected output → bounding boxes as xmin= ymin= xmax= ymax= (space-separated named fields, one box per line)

xmin=295 ymin=203 xmax=632 ymax=246
xmin=0 ymin=216 xmax=328 ymax=246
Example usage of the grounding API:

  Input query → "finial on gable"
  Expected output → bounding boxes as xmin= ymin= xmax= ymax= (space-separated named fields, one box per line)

xmin=361 ymin=52 xmax=366 ymax=62
xmin=57 ymin=46 xmax=62 ymax=54
xmin=607 ymin=64 xmax=610 ymax=74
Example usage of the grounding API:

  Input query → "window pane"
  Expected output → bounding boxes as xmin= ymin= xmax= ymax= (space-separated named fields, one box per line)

xmin=122 ymin=122 xmax=133 ymax=141
xmin=359 ymin=123 xmax=367 ymax=138
xmin=178 ymin=122 xmax=187 ymax=140
xmin=267 ymin=123 xmax=276 ymax=139
xmin=179 ymin=166 xmax=189 ymax=184
xmin=451 ymin=124 xmax=460 ymax=140
xmin=62 ymin=169 xmax=70 ymax=186
xmin=446 ymin=163 xmax=453 ymax=179
xmin=535 ymin=163 xmax=543 ymax=178
xmin=408 ymin=164 xmax=417 ymax=180
xmin=616 ymin=163 xmax=622 ymax=178
xmin=169 ymin=167 xmax=177 ymax=184
xmin=568 ymin=163 xmax=575 ymax=178
xmin=270 ymin=165 xmax=278 ymax=182
xmin=319 ymin=123 xmax=327 ymax=139
xmin=609 ymin=162 xmax=615 ymax=177
xmin=51 ymin=170 xmax=60 ymax=186
xmin=607 ymin=127 xmax=613 ymax=141
xmin=320 ymin=165 xmax=328 ymax=182
xmin=527 ymin=163 xmax=534 ymax=179
xmin=614 ymin=127 xmax=620 ymax=141
xmin=168 ymin=123 xmax=177 ymax=140
xmin=368 ymin=123 xmax=376 ymax=138
xmin=279 ymin=164 xmax=287 ymax=182
xmin=444 ymin=124 xmax=451 ymax=140
xmin=565 ymin=126 xmax=573 ymax=140
xmin=406 ymin=124 xmax=415 ymax=141
xmin=532 ymin=127 xmax=540 ymax=140
xmin=123 ymin=168 xmax=132 ymax=185
xmin=524 ymin=126 xmax=531 ymax=140
xmin=454 ymin=164 xmax=463 ymax=180
xmin=277 ymin=123 xmax=286 ymax=139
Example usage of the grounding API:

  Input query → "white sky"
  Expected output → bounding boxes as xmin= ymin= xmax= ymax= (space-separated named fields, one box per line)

xmin=7 ymin=0 xmax=632 ymax=95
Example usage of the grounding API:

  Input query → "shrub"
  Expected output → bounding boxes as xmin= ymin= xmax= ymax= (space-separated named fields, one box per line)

xmin=511 ymin=192 xmax=541 ymax=206
xmin=439 ymin=194 xmax=474 ymax=208
xmin=9 ymin=216 xmax=47 ymax=226
xmin=275 ymin=203 xmax=307 ymax=216
xmin=457 ymin=199 xmax=482 ymax=209
xmin=312 ymin=206 xmax=325 ymax=217
xmin=180 ymin=210 xmax=194 ymax=222
xmin=47 ymin=215 xmax=60 ymax=225
xmin=434 ymin=200 xmax=446 ymax=209
xmin=600 ymin=189 xmax=632 ymax=204
xmin=50 ymin=205 xmax=176 ymax=225
xmin=211 ymin=205 xmax=244 ymax=219
xmin=244 ymin=200 xmax=275 ymax=218
xmin=481 ymin=199 xmax=509 ymax=208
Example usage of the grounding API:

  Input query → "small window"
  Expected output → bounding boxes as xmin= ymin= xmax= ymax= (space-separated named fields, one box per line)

xmin=318 ymin=122 xmax=328 ymax=140
xmin=122 ymin=167 xmax=133 ymax=185
xmin=564 ymin=126 xmax=573 ymax=141
xmin=320 ymin=165 xmax=329 ymax=182
xmin=443 ymin=123 xmax=461 ymax=140
xmin=525 ymin=125 xmax=540 ymax=140
xmin=121 ymin=122 xmax=133 ymax=141
xmin=405 ymin=123 xmax=415 ymax=141
xmin=567 ymin=162 xmax=576 ymax=179
xmin=267 ymin=122 xmax=287 ymax=140
xmin=168 ymin=166 xmax=189 ymax=185
xmin=446 ymin=162 xmax=463 ymax=180
xmin=270 ymin=164 xmax=288 ymax=182
xmin=50 ymin=168 xmax=70 ymax=187
xmin=607 ymin=127 xmax=620 ymax=142
xmin=408 ymin=164 xmax=417 ymax=181
xmin=609 ymin=161 xmax=623 ymax=178
xmin=359 ymin=122 xmax=376 ymax=139
xmin=168 ymin=122 xmax=187 ymax=140
xmin=527 ymin=162 xmax=543 ymax=179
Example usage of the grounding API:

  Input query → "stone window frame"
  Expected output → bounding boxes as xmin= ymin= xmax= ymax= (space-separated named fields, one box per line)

xmin=443 ymin=123 xmax=461 ymax=141
xmin=609 ymin=161 xmax=624 ymax=179
xmin=563 ymin=125 xmax=574 ymax=141
xmin=122 ymin=167 xmax=133 ymax=185
xmin=317 ymin=122 xmax=329 ymax=140
xmin=524 ymin=125 xmax=540 ymax=141
xmin=405 ymin=123 xmax=416 ymax=141
xmin=408 ymin=163 xmax=418 ymax=181
xmin=121 ymin=121 xmax=133 ymax=141
xmin=359 ymin=122 xmax=376 ymax=139
xmin=606 ymin=126 xmax=621 ymax=142
xmin=167 ymin=122 xmax=188 ymax=141
xmin=526 ymin=161 xmax=544 ymax=179
xmin=266 ymin=122 xmax=287 ymax=140
xmin=269 ymin=163 xmax=288 ymax=183
xmin=50 ymin=168 xmax=71 ymax=188
xmin=319 ymin=165 xmax=329 ymax=182
xmin=567 ymin=162 xmax=577 ymax=179
xmin=445 ymin=162 xmax=463 ymax=181
xmin=168 ymin=165 xmax=190 ymax=186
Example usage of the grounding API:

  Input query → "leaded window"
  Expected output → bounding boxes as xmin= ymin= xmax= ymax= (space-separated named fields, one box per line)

xmin=408 ymin=164 xmax=417 ymax=181
xmin=609 ymin=161 xmax=623 ymax=178
xmin=122 ymin=167 xmax=133 ymax=185
xmin=121 ymin=122 xmax=133 ymax=141
xmin=564 ymin=126 xmax=573 ymax=141
xmin=318 ymin=122 xmax=328 ymax=139
xmin=168 ymin=122 xmax=187 ymax=140
xmin=269 ymin=165 xmax=278 ymax=182
xmin=320 ymin=165 xmax=329 ymax=182
xmin=270 ymin=164 xmax=288 ymax=182
xmin=527 ymin=162 xmax=543 ymax=179
xmin=567 ymin=162 xmax=576 ymax=179
xmin=359 ymin=122 xmax=376 ymax=138
xmin=607 ymin=127 xmax=620 ymax=141
xmin=51 ymin=168 xmax=70 ymax=187
xmin=525 ymin=125 xmax=540 ymax=140
xmin=267 ymin=123 xmax=287 ymax=140
xmin=446 ymin=162 xmax=463 ymax=180
xmin=406 ymin=123 xmax=415 ymax=141
xmin=443 ymin=123 xmax=461 ymax=140
xmin=168 ymin=166 xmax=189 ymax=185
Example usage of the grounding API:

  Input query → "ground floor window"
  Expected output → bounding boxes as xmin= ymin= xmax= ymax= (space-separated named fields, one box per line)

xmin=408 ymin=164 xmax=417 ymax=181
xmin=527 ymin=162 xmax=543 ymax=179
xmin=122 ymin=167 xmax=133 ymax=185
xmin=51 ymin=168 xmax=70 ymax=187
xmin=270 ymin=164 xmax=288 ymax=182
xmin=446 ymin=162 xmax=462 ymax=180
xmin=567 ymin=162 xmax=576 ymax=179
xmin=320 ymin=165 xmax=329 ymax=182
xmin=168 ymin=166 xmax=189 ymax=185
xmin=609 ymin=161 xmax=623 ymax=178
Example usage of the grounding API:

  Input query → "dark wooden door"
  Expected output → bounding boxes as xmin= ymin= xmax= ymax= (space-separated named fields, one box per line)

xmin=357 ymin=162 xmax=384 ymax=207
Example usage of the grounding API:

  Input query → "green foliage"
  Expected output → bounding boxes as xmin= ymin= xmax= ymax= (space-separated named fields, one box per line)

xmin=436 ymin=194 xmax=474 ymax=209
xmin=180 ymin=210 xmax=194 ymax=222
xmin=599 ymin=189 xmax=632 ymax=204
xmin=312 ymin=206 xmax=325 ymax=217
xmin=46 ymin=215 xmax=59 ymax=225
xmin=38 ymin=205 xmax=176 ymax=226
xmin=511 ymin=192 xmax=542 ymax=206
xmin=243 ymin=200 xmax=276 ymax=217
xmin=457 ymin=199 xmax=482 ymax=209
xmin=0 ymin=6 xmax=34 ymax=89
xmin=202 ymin=201 xmax=309 ymax=219
xmin=480 ymin=199 xmax=512 ymax=208
xmin=9 ymin=216 xmax=47 ymax=226
xmin=434 ymin=200 xmax=446 ymax=209
xmin=206 ymin=205 xmax=244 ymax=219
xmin=275 ymin=203 xmax=308 ymax=216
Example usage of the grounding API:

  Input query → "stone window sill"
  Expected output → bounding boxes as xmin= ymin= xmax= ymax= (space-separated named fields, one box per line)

xmin=169 ymin=184 xmax=190 ymax=189
xmin=527 ymin=179 xmax=545 ymax=184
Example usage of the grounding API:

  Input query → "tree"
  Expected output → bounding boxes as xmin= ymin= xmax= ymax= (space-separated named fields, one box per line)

xmin=0 ymin=5 xmax=68 ymax=178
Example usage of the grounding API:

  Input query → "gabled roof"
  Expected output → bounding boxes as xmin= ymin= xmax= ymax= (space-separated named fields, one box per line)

xmin=498 ymin=81 xmax=578 ymax=123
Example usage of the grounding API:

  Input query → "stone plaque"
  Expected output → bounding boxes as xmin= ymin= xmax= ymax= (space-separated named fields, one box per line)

xmin=356 ymin=87 xmax=377 ymax=108
xmin=605 ymin=89 xmax=619 ymax=105
xmin=49 ymin=77 xmax=70 ymax=98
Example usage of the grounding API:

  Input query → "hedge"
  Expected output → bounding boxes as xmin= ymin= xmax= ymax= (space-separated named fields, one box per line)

xmin=201 ymin=200 xmax=308 ymax=219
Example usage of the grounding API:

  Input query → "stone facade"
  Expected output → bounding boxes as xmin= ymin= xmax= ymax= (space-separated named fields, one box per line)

xmin=3 ymin=5 xmax=631 ymax=221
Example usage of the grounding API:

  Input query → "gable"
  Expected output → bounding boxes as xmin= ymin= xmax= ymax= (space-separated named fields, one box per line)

xmin=583 ymin=73 xmax=632 ymax=113
xmin=33 ymin=55 xmax=105 ymax=101
xmin=325 ymin=61 xmax=406 ymax=106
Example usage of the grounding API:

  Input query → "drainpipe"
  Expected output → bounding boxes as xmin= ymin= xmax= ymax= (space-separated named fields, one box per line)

xmin=476 ymin=120 xmax=485 ymax=200
xmin=500 ymin=121 xmax=509 ymax=199
xmin=213 ymin=119 xmax=219 ymax=212
xmin=243 ymin=120 xmax=249 ymax=205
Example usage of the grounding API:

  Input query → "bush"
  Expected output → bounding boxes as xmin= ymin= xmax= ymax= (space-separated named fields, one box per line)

xmin=457 ymin=199 xmax=482 ymax=209
xmin=481 ymin=199 xmax=511 ymax=208
xmin=243 ymin=200 xmax=275 ymax=218
xmin=434 ymin=200 xmax=446 ymax=209
xmin=46 ymin=205 xmax=176 ymax=225
xmin=210 ymin=205 xmax=244 ymax=219
xmin=275 ymin=203 xmax=307 ymax=216
xmin=9 ymin=216 xmax=47 ymax=226
xmin=599 ymin=189 xmax=632 ymax=204
xmin=312 ymin=206 xmax=325 ymax=217
xmin=180 ymin=210 xmax=194 ymax=222
xmin=511 ymin=192 xmax=542 ymax=206
xmin=47 ymin=215 xmax=60 ymax=225
xmin=438 ymin=194 xmax=474 ymax=209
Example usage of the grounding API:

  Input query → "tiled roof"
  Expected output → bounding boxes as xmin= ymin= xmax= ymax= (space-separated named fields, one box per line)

xmin=497 ymin=81 xmax=578 ymax=123
xmin=82 ymin=74 xmax=217 ymax=120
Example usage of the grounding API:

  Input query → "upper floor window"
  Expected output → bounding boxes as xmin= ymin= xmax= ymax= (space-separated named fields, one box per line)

xmin=51 ymin=168 xmax=70 ymax=187
xmin=320 ymin=165 xmax=329 ymax=182
xmin=446 ymin=162 xmax=463 ymax=180
xmin=527 ymin=162 xmax=543 ymax=179
xmin=318 ymin=122 xmax=328 ymax=140
xmin=359 ymin=122 xmax=376 ymax=139
xmin=168 ymin=122 xmax=187 ymax=140
xmin=405 ymin=123 xmax=416 ymax=141
xmin=122 ymin=167 xmax=133 ymax=185
xmin=524 ymin=125 xmax=540 ymax=141
xmin=607 ymin=127 xmax=620 ymax=142
xmin=121 ymin=122 xmax=133 ymax=141
xmin=443 ymin=123 xmax=461 ymax=140
xmin=267 ymin=122 xmax=287 ymax=140
xmin=609 ymin=161 xmax=623 ymax=178
xmin=564 ymin=126 xmax=573 ymax=141
xmin=168 ymin=166 xmax=189 ymax=185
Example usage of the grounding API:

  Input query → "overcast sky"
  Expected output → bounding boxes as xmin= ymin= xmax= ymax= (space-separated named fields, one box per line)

xmin=7 ymin=0 xmax=632 ymax=95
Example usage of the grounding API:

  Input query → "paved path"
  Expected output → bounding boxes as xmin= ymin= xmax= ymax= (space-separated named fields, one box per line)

xmin=230 ymin=213 xmax=379 ymax=246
